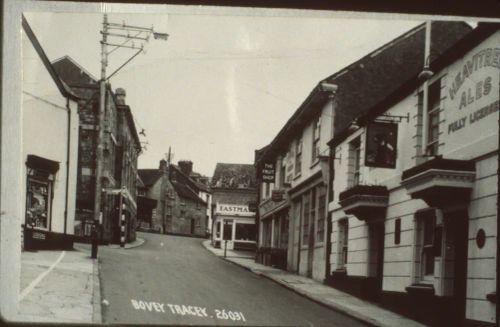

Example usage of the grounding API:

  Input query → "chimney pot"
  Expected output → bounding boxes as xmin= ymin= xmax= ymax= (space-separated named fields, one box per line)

xmin=116 ymin=88 xmax=126 ymax=105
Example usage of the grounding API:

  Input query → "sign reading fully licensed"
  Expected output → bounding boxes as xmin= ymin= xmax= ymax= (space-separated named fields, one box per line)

xmin=444 ymin=38 xmax=499 ymax=154
xmin=215 ymin=203 xmax=254 ymax=217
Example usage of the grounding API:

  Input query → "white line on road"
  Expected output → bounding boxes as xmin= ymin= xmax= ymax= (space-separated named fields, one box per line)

xmin=19 ymin=251 xmax=66 ymax=301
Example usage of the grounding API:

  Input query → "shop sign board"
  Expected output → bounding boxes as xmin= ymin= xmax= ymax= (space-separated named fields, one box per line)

xmin=216 ymin=203 xmax=254 ymax=217
xmin=262 ymin=163 xmax=275 ymax=183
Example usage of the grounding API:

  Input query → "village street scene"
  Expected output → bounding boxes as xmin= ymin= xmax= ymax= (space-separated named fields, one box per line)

xmin=0 ymin=3 xmax=499 ymax=327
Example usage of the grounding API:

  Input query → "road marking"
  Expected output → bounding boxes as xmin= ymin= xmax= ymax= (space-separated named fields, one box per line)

xmin=20 ymin=251 xmax=66 ymax=301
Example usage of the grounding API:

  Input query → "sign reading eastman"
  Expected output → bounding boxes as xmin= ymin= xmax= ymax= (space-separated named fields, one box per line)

xmin=215 ymin=203 xmax=254 ymax=217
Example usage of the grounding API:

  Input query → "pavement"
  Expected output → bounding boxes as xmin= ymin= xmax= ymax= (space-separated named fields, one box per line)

xmin=14 ymin=237 xmax=144 ymax=324
xmin=202 ymin=240 xmax=428 ymax=327
xmin=15 ymin=245 xmax=100 ymax=324
xmin=98 ymin=232 xmax=366 ymax=326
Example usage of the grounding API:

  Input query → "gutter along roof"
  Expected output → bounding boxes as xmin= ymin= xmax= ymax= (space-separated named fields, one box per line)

xmin=256 ymin=21 xmax=472 ymax=166
xmin=328 ymin=22 xmax=499 ymax=149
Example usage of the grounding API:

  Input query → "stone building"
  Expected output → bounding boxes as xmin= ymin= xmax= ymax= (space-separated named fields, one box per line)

xmin=138 ymin=160 xmax=207 ymax=237
xmin=52 ymin=56 xmax=141 ymax=243
xmin=326 ymin=23 xmax=498 ymax=326
xmin=211 ymin=163 xmax=257 ymax=250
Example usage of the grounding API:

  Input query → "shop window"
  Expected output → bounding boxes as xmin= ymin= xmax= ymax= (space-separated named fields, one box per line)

xmin=235 ymin=223 xmax=255 ymax=241
xmin=25 ymin=156 xmax=59 ymax=230
xmin=316 ymin=188 xmax=326 ymax=243
xmin=26 ymin=177 xmax=52 ymax=229
xmin=348 ymin=137 xmax=361 ymax=187
xmin=302 ymin=193 xmax=310 ymax=246
xmin=280 ymin=212 xmax=289 ymax=249
xmin=273 ymin=217 xmax=280 ymax=247
xmin=338 ymin=219 xmax=349 ymax=269
xmin=295 ymin=137 xmax=302 ymax=176
xmin=425 ymin=79 xmax=441 ymax=156
xmin=263 ymin=220 xmax=272 ymax=247
xmin=310 ymin=188 xmax=316 ymax=244
xmin=312 ymin=116 xmax=321 ymax=163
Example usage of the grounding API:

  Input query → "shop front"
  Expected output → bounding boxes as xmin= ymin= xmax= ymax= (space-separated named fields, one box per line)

xmin=212 ymin=203 xmax=256 ymax=251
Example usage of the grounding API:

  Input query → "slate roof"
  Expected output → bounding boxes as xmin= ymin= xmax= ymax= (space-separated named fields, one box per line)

xmin=211 ymin=163 xmax=256 ymax=189
xmin=171 ymin=181 xmax=206 ymax=205
xmin=256 ymin=21 xmax=472 ymax=165
xmin=138 ymin=169 xmax=162 ymax=187
xmin=330 ymin=23 xmax=500 ymax=148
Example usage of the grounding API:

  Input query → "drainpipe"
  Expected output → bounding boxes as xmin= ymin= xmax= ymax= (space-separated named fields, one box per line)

xmin=325 ymin=146 xmax=335 ymax=281
xmin=63 ymin=98 xmax=71 ymax=237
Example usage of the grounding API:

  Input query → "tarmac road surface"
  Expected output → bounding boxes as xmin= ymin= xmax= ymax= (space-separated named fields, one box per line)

xmin=98 ymin=232 xmax=367 ymax=326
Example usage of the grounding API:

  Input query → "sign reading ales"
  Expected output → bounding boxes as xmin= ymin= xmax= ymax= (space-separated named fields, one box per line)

xmin=365 ymin=122 xmax=398 ymax=168
xmin=261 ymin=163 xmax=275 ymax=183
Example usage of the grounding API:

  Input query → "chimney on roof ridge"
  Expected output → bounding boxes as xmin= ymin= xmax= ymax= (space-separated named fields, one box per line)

xmin=159 ymin=159 xmax=167 ymax=173
xmin=115 ymin=88 xmax=126 ymax=105
xmin=178 ymin=160 xmax=193 ymax=176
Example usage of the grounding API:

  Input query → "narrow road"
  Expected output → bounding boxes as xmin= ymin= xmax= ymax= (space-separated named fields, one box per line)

xmin=98 ymin=232 xmax=367 ymax=326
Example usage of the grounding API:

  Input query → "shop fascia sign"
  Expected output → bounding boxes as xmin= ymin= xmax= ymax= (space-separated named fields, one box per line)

xmin=215 ymin=203 xmax=254 ymax=217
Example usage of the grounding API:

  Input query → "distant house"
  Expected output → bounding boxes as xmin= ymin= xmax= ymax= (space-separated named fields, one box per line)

xmin=138 ymin=160 xmax=207 ymax=237
xmin=211 ymin=163 xmax=257 ymax=251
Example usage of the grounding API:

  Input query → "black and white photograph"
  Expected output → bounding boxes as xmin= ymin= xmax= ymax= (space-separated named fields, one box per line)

xmin=1 ymin=1 xmax=499 ymax=326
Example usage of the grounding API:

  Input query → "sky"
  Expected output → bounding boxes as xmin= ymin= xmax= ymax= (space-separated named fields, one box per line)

xmin=22 ymin=8 xmax=435 ymax=177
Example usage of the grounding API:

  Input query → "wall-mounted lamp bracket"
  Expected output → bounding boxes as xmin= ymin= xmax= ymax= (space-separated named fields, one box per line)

xmin=374 ymin=112 xmax=409 ymax=124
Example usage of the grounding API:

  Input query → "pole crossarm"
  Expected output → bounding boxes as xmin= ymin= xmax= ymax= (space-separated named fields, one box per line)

xmin=102 ymin=31 xmax=150 ymax=41
xmin=103 ymin=41 xmax=143 ymax=51
xmin=106 ymin=22 xmax=153 ymax=33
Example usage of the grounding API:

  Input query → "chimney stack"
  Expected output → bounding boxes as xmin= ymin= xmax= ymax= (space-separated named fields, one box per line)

xmin=159 ymin=159 xmax=167 ymax=173
xmin=178 ymin=160 xmax=193 ymax=176
xmin=115 ymin=88 xmax=126 ymax=105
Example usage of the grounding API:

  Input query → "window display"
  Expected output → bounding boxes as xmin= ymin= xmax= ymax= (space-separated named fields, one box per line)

xmin=26 ymin=178 xmax=51 ymax=229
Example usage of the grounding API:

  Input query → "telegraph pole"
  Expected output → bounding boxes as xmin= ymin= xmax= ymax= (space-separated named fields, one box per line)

xmin=93 ymin=13 xmax=169 ymax=239
xmin=93 ymin=14 xmax=108 ymax=224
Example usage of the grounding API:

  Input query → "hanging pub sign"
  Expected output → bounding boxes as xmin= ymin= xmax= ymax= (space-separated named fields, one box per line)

xmin=261 ymin=163 xmax=275 ymax=183
xmin=365 ymin=122 xmax=398 ymax=168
